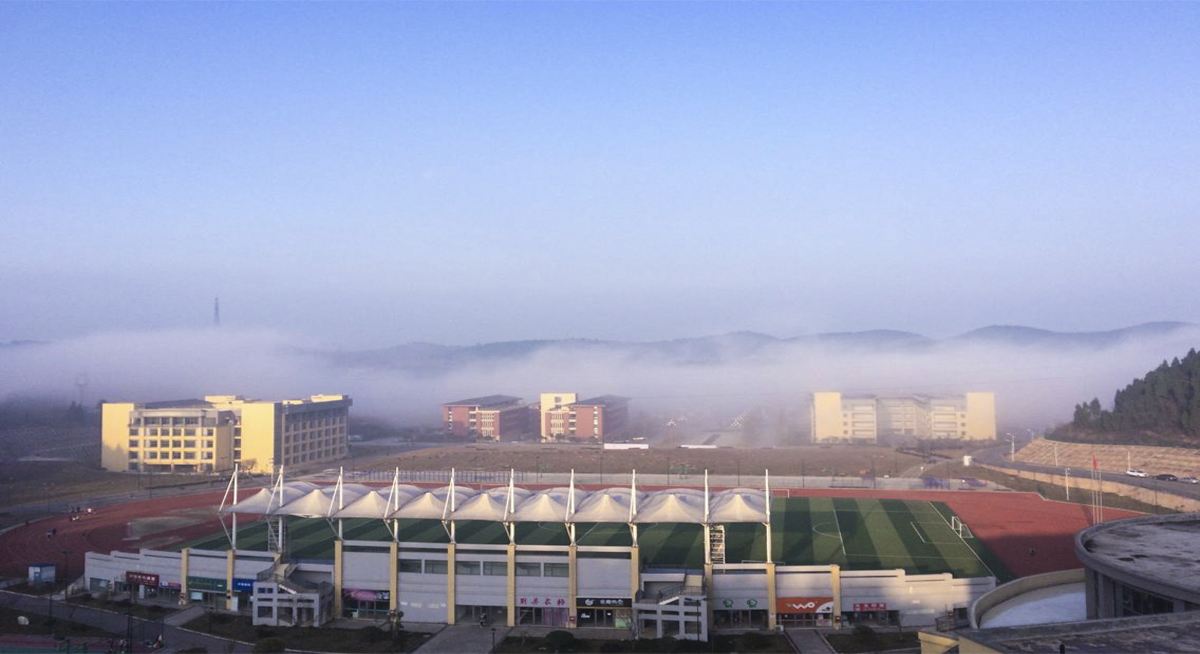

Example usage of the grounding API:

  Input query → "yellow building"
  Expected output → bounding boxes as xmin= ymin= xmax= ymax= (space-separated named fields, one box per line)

xmin=101 ymin=394 xmax=352 ymax=475
xmin=538 ymin=391 xmax=577 ymax=439
xmin=810 ymin=392 xmax=996 ymax=443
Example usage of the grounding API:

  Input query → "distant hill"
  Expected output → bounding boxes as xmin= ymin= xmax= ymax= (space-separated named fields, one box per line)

xmin=952 ymin=321 xmax=1194 ymax=348
xmin=321 ymin=322 xmax=1200 ymax=372
xmin=1054 ymin=347 xmax=1200 ymax=447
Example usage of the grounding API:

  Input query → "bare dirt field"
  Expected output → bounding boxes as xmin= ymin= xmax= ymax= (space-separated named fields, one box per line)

xmin=0 ymin=461 xmax=205 ymax=512
xmin=347 ymin=443 xmax=925 ymax=478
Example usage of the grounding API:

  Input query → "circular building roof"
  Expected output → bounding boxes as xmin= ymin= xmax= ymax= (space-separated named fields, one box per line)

xmin=1075 ymin=512 xmax=1200 ymax=603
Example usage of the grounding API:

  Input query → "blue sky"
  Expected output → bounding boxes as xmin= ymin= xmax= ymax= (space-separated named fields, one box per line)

xmin=1 ymin=2 xmax=1197 ymax=346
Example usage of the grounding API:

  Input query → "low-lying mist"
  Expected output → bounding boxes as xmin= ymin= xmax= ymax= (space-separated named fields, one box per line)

xmin=2 ymin=325 xmax=1198 ymax=433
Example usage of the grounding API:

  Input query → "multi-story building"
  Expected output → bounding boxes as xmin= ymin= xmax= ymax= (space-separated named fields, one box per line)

xmin=538 ymin=392 xmax=577 ymax=439
xmin=811 ymin=392 xmax=995 ymax=443
xmin=541 ymin=395 xmax=630 ymax=442
xmin=442 ymin=395 xmax=529 ymax=440
xmin=101 ymin=394 xmax=352 ymax=475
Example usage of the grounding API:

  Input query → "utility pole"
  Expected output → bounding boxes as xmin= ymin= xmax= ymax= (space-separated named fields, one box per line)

xmin=1064 ymin=468 xmax=1070 ymax=501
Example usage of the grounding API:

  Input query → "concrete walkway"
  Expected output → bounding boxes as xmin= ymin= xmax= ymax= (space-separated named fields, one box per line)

xmin=415 ymin=624 xmax=508 ymax=654
xmin=786 ymin=629 xmax=836 ymax=654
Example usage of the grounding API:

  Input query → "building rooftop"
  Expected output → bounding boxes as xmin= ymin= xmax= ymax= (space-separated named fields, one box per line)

xmin=444 ymin=395 xmax=522 ymax=408
xmin=142 ymin=399 xmax=214 ymax=409
xmin=1076 ymin=513 xmax=1200 ymax=599
xmin=575 ymin=395 xmax=629 ymax=407
xmin=960 ymin=610 xmax=1200 ymax=653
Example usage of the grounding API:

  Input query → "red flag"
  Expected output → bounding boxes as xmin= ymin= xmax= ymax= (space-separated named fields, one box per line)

xmin=1092 ymin=453 xmax=1098 ymax=471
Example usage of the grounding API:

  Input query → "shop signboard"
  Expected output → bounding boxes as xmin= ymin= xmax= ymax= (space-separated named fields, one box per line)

xmin=853 ymin=602 xmax=888 ymax=612
xmin=345 ymin=589 xmax=390 ymax=602
xmin=517 ymin=596 xmax=567 ymax=608
xmin=126 ymin=571 xmax=160 ymax=587
xmin=186 ymin=576 xmax=227 ymax=592
xmin=718 ymin=598 xmax=763 ymax=609
xmin=232 ymin=578 xmax=255 ymax=593
xmin=576 ymin=597 xmax=632 ymax=608
xmin=776 ymin=597 xmax=834 ymax=614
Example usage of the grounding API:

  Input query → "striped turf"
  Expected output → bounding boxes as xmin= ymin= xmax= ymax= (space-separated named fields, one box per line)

xmin=169 ymin=497 xmax=1003 ymax=580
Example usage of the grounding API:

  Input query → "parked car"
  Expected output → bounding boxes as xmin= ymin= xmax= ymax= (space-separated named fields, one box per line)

xmin=1180 ymin=476 xmax=1199 ymax=484
xmin=1125 ymin=469 xmax=1148 ymax=478
xmin=1154 ymin=473 xmax=1179 ymax=482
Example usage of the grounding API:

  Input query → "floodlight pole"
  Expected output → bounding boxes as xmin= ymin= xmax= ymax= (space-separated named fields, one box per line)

xmin=764 ymin=469 xmax=772 ymax=564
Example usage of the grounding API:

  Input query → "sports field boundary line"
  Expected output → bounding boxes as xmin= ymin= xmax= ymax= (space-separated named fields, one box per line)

xmin=830 ymin=501 xmax=847 ymax=556
xmin=910 ymin=521 xmax=928 ymax=544
xmin=928 ymin=501 xmax=993 ymax=578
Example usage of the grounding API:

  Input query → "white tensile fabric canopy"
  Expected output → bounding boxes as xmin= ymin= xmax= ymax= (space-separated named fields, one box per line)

xmin=633 ymin=489 xmax=707 ymax=524
xmin=224 ymin=481 xmax=319 ymax=514
xmin=511 ymin=488 xmax=572 ymax=523
xmin=225 ymin=479 xmax=770 ymax=524
xmin=709 ymin=488 xmax=769 ymax=523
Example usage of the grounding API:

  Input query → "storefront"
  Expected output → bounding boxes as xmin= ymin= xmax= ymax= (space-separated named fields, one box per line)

xmin=576 ymin=597 xmax=632 ymax=629
xmin=516 ymin=595 xmax=568 ymax=627
xmin=712 ymin=597 xmax=768 ymax=629
xmin=186 ymin=575 xmax=228 ymax=609
xmin=456 ymin=604 xmax=507 ymax=626
xmin=775 ymin=596 xmax=834 ymax=627
xmin=125 ymin=571 xmax=160 ymax=600
xmin=344 ymin=589 xmax=391 ymax=619
xmin=848 ymin=602 xmax=897 ymax=626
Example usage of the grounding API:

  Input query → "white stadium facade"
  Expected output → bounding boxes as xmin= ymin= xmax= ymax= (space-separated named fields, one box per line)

xmin=84 ymin=469 xmax=993 ymax=639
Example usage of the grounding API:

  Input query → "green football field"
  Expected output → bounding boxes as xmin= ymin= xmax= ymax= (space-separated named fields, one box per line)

xmin=180 ymin=498 xmax=1003 ymax=579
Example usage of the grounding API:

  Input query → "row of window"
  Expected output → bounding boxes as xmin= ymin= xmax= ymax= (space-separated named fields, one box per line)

xmin=129 ymin=427 xmax=217 ymax=437
xmin=129 ymin=439 xmax=215 ymax=450
xmin=129 ymin=450 xmax=213 ymax=460
xmin=398 ymin=559 xmax=568 ymax=577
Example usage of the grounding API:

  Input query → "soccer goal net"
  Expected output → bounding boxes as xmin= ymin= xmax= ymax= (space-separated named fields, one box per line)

xmin=950 ymin=516 xmax=974 ymax=539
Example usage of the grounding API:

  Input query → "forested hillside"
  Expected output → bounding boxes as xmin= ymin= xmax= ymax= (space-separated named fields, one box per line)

xmin=1057 ymin=349 xmax=1200 ymax=446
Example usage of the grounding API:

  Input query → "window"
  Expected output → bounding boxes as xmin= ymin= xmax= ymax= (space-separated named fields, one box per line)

xmin=205 ymin=429 xmax=214 ymax=436
xmin=129 ymin=428 xmax=139 ymax=436
xmin=456 ymin=561 xmax=481 ymax=575
xmin=146 ymin=451 xmax=158 ymax=459
xmin=184 ymin=452 xmax=196 ymax=460
xmin=483 ymin=561 xmax=507 ymax=576
xmin=129 ymin=439 xmax=139 ymax=448
xmin=398 ymin=559 xmax=422 ymax=574
xmin=183 ymin=440 xmax=196 ymax=448
xmin=425 ymin=561 xmax=447 ymax=575
xmin=146 ymin=440 xmax=158 ymax=448
xmin=128 ymin=451 xmax=138 ymax=459
xmin=544 ymin=563 xmax=569 ymax=578
xmin=516 ymin=562 xmax=542 ymax=577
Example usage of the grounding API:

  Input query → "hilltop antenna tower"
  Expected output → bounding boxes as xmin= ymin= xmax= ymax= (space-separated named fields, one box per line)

xmin=213 ymin=297 xmax=221 ymax=327
xmin=74 ymin=373 xmax=89 ymax=407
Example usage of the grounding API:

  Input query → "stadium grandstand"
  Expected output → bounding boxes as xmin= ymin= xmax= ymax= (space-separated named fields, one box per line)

xmin=83 ymin=467 xmax=999 ymax=639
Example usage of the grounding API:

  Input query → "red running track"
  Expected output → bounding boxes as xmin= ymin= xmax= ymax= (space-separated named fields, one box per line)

xmin=0 ymin=487 xmax=1140 ymax=581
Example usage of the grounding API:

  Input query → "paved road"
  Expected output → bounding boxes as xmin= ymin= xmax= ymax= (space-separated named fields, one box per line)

xmin=415 ymin=624 xmax=507 ymax=654
xmin=971 ymin=445 xmax=1200 ymax=501
xmin=0 ymin=590 xmax=252 ymax=653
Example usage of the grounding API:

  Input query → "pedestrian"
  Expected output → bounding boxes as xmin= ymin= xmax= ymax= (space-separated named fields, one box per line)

xmin=1028 ymin=547 xmax=1036 ymax=557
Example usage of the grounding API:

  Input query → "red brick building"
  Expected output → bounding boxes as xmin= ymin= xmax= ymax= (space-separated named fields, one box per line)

xmin=442 ymin=395 xmax=530 ymax=440
xmin=541 ymin=395 xmax=630 ymax=442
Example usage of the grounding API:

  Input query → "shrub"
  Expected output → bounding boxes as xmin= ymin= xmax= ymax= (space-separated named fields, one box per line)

xmin=599 ymin=642 xmax=624 ymax=653
xmin=178 ymin=648 xmax=209 ymax=654
xmin=253 ymin=636 xmax=286 ymax=653
xmin=360 ymin=625 xmax=385 ymax=643
xmin=546 ymin=629 xmax=576 ymax=652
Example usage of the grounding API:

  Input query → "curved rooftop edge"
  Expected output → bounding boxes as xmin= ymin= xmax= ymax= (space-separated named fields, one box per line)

xmin=1074 ymin=512 xmax=1200 ymax=605
xmin=969 ymin=568 xmax=1084 ymax=629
